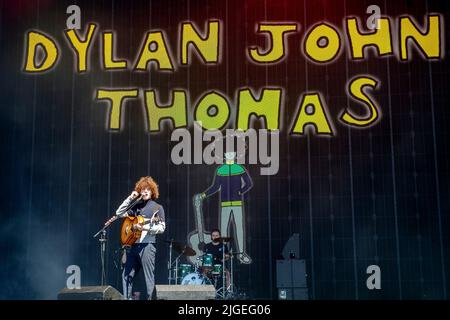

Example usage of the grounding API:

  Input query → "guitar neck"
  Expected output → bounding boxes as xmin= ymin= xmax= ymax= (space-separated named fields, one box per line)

xmin=194 ymin=197 xmax=205 ymax=243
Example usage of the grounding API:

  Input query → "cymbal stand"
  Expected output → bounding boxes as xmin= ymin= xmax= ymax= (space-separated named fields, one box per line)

xmin=222 ymin=241 xmax=226 ymax=299
xmin=175 ymin=254 xmax=179 ymax=284
xmin=170 ymin=251 xmax=184 ymax=284
xmin=168 ymin=241 xmax=173 ymax=284
xmin=229 ymin=248 xmax=234 ymax=296
xmin=214 ymin=241 xmax=228 ymax=299
xmin=226 ymin=251 xmax=243 ymax=299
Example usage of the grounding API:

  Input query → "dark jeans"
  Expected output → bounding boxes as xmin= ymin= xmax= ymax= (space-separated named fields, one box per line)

xmin=122 ymin=242 xmax=156 ymax=300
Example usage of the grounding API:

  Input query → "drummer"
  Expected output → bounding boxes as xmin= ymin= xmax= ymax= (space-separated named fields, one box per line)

xmin=204 ymin=229 xmax=230 ymax=264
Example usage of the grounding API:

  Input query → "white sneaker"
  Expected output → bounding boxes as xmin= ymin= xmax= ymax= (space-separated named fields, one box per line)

xmin=238 ymin=253 xmax=252 ymax=264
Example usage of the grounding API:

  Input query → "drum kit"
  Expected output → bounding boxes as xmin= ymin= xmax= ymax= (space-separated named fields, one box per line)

xmin=165 ymin=237 xmax=237 ymax=299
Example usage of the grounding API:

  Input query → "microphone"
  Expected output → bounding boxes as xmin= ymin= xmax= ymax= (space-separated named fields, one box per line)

xmin=135 ymin=193 xmax=144 ymax=201
xmin=125 ymin=194 xmax=144 ymax=214
xmin=131 ymin=194 xmax=143 ymax=204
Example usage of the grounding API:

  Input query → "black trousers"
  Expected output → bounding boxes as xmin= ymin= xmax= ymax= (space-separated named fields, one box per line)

xmin=122 ymin=242 xmax=156 ymax=300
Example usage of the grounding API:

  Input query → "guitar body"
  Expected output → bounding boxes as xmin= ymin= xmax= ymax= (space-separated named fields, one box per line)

xmin=121 ymin=215 xmax=145 ymax=246
xmin=187 ymin=230 xmax=211 ymax=265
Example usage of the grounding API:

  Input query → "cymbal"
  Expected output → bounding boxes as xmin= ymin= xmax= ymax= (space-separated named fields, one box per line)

xmin=172 ymin=243 xmax=196 ymax=256
xmin=216 ymin=237 xmax=232 ymax=242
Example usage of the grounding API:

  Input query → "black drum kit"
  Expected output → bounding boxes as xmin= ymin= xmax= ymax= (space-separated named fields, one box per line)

xmin=165 ymin=237 xmax=237 ymax=299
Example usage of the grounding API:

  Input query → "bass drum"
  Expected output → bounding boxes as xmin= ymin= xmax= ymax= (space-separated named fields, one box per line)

xmin=181 ymin=273 xmax=212 ymax=285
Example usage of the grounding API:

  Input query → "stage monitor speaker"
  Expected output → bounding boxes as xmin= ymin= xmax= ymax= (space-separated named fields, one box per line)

xmin=276 ymin=259 xmax=307 ymax=288
xmin=57 ymin=286 xmax=123 ymax=300
xmin=155 ymin=285 xmax=216 ymax=300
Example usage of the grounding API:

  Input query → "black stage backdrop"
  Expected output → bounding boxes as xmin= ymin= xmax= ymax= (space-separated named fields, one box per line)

xmin=1 ymin=0 xmax=449 ymax=299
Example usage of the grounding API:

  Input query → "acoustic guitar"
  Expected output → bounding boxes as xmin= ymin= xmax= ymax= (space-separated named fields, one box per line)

xmin=187 ymin=194 xmax=211 ymax=264
xmin=120 ymin=210 xmax=160 ymax=247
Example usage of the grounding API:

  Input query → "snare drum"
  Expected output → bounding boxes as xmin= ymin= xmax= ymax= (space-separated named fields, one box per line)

xmin=178 ymin=264 xmax=194 ymax=279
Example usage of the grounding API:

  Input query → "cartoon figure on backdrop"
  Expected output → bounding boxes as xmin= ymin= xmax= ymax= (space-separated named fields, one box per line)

xmin=196 ymin=151 xmax=253 ymax=264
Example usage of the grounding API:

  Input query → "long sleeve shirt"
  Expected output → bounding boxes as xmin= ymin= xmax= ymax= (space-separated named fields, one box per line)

xmin=203 ymin=163 xmax=253 ymax=204
xmin=115 ymin=196 xmax=165 ymax=244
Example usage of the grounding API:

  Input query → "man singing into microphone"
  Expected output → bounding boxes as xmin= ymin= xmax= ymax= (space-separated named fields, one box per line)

xmin=107 ymin=176 xmax=165 ymax=300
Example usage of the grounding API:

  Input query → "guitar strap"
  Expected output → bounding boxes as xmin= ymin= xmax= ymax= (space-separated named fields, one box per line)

xmin=149 ymin=206 xmax=161 ymax=223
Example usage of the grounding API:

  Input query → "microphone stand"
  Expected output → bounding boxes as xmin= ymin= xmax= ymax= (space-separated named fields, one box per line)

xmin=93 ymin=224 xmax=111 ymax=286
xmin=168 ymin=241 xmax=173 ymax=284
